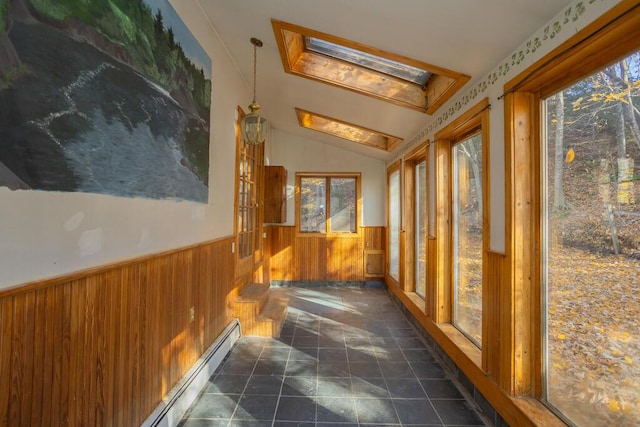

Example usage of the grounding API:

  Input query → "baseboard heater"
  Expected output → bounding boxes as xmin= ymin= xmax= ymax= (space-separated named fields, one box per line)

xmin=141 ymin=319 xmax=241 ymax=427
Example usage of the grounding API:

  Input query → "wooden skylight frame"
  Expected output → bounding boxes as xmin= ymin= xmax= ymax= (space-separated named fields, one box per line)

xmin=295 ymin=108 xmax=403 ymax=152
xmin=272 ymin=19 xmax=470 ymax=114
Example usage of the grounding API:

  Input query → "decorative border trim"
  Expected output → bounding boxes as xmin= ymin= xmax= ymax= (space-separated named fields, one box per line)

xmin=390 ymin=0 xmax=610 ymax=163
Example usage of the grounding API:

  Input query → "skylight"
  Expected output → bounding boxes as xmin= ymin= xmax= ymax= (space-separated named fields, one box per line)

xmin=295 ymin=108 xmax=403 ymax=152
xmin=272 ymin=19 xmax=470 ymax=114
xmin=305 ymin=37 xmax=431 ymax=86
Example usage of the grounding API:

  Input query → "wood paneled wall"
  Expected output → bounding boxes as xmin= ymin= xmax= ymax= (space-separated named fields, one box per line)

xmin=483 ymin=250 xmax=508 ymax=382
xmin=0 ymin=237 xmax=235 ymax=427
xmin=266 ymin=226 xmax=384 ymax=282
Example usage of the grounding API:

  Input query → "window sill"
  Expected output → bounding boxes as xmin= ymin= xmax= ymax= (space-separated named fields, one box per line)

xmin=296 ymin=231 xmax=361 ymax=238
xmin=386 ymin=284 xmax=565 ymax=426
xmin=435 ymin=323 xmax=482 ymax=368
xmin=404 ymin=291 xmax=426 ymax=315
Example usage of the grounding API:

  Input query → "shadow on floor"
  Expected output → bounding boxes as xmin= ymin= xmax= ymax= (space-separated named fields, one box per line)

xmin=180 ymin=285 xmax=489 ymax=427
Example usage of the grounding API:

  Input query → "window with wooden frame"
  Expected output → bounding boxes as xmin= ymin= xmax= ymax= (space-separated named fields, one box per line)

xmin=404 ymin=144 xmax=429 ymax=300
xmin=235 ymin=107 xmax=264 ymax=261
xmin=272 ymin=20 xmax=469 ymax=114
xmin=504 ymin=1 xmax=640 ymax=425
xmin=387 ymin=161 xmax=402 ymax=283
xmin=295 ymin=108 xmax=403 ymax=152
xmin=296 ymin=173 xmax=360 ymax=235
xmin=433 ymin=98 xmax=489 ymax=349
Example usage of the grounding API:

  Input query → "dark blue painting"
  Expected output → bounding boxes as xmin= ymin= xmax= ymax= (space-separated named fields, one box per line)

xmin=0 ymin=0 xmax=211 ymax=202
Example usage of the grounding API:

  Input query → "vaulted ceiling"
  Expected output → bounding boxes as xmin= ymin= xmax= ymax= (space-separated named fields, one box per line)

xmin=197 ymin=0 xmax=574 ymax=161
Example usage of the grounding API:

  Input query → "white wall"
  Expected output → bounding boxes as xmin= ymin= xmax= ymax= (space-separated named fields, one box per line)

xmin=393 ymin=0 xmax=620 ymax=253
xmin=0 ymin=0 xmax=620 ymax=289
xmin=0 ymin=1 xmax=249 ymax=289
xmin=266 ymin=129 xmax=387 ymax=227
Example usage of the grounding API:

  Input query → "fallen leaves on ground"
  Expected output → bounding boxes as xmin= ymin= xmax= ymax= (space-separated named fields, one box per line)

xmin=547 ymin=245 xmax=640 ymax=427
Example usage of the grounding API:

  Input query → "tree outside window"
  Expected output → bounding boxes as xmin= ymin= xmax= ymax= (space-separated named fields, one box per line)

xmin=299 ymin=175 xmax=358 ymax=234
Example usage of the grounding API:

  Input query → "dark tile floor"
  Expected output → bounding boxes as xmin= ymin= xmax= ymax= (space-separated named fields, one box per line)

xmin=180 ymin=286 xmax=488 ymax=427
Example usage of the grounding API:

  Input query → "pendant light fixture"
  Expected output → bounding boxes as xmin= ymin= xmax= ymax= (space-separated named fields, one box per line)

xmin=240 ymin=37 xmax=269 ymax=145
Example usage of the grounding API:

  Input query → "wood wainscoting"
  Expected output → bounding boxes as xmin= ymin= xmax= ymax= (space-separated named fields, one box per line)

xmin=265 ymin=226 xmax=385 ymax=283
xmin=0 ymin=237 xmax=236 ymax=427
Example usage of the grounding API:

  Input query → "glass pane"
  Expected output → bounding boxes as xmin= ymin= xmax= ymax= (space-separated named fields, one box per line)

xmin=389 ymin=170 xmax=400 ymax=281
xmin=248 ymin=208 xmax=254 ymax=232
xmin=300 ymin=177 xmax=326 ymax=233
xmin=242 ymin=208 xmax=248 ymax=233
xmin=305 ymin=37 xmax=430 ymax=85
xmin=452 ymin=133 xmax=483 ymax=346
xmin=239 ymin=233 xmax=246 ymax=258
xmin=416 ymin=160 xmax=427 ymax=298
xmin=329 ymin=177 xmax=356 ymax=233
xmin=544 ymin=51 xmax=640 ymax=426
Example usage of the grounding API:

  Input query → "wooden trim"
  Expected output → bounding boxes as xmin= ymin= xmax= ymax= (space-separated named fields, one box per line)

xmin=294 ymin=172 xmax=362 ymax=238
xmin=272 ymin=20 xmax=465 ymax=77
xmin=295 ymin=107 xmax=403 ymax=152
xmin=0 ymin=238 xmax=236 ymax=426
xmin=499 ymin=0 xmax=640 ymax=419
xmin=432 ymin=98 xmax=490 ymax=364
xmin=426 ymin=236 xmax=438 ymax=319
xmin=404 ymin=141 xmax=429 ymax=296
xmin=433 ymin=140 xmax=451 ymax=323
xmin=386 ymin=161 xmax=402 ymax=284
xmin=0 ymin=236 xmax=234 ymax=298
xmin=234 ymin=106 xmax=244 ymax=239
xmin=266 ymin=225 xmax=383 ymax=281
xmin=479 ymin=105 xmax=491 ymax=371
xmin=403 ymin=159 xmax=416 ymax=293
xmin=387 ymin=284 xmax=565 ymax=427
xmin=404 ymin=140 xmax=428 ymax=160
xmin=296 ymin=171 xmax=364 ymax=178
xmin=434 ymin=98 xmax=490 ymax=140
xmin=234 ymin=106 xmax=265 ymax=285
xmin=505 ymin=0 xmax=640 ymax=97
xmin=363 ymin=226 xmax=385 ymax=250
xmin=504 ymin=91 xmax=539 ymax=396
xmin=484 ymin=250 xmax=509 ymax=386
xmin=271 ymin=19 xmax=470 ymax=114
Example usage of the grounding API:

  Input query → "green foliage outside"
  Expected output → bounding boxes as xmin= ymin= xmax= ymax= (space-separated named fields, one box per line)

xmin=27 ymin=0 xmax=211 ymax=122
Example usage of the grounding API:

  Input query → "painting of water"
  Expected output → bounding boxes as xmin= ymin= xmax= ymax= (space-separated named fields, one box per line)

xmin=0 ymin=0 xmax=211 ymax=202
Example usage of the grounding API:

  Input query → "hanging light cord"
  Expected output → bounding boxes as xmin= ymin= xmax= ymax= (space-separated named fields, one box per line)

xmin=252 ymin=41 xmax=257 ymax=103
xmin=249 ymin=37 xmax=263 ymax=105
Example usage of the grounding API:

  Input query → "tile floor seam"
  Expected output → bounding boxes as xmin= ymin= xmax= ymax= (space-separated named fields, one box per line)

xmin=181 ymin=285 xmax=488 ymax=427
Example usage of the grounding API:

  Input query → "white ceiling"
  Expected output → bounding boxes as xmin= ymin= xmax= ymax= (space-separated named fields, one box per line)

xmin=197 ymin=0 xmax=574 ymax=161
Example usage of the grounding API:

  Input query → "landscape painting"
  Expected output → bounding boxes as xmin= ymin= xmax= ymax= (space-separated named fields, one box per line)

xmin=0 ymin=0 xmax=211 ymax=202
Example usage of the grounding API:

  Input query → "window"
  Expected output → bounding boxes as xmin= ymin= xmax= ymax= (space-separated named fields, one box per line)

xmin=433 ymin=98 xmax=488 ymax=345
xmin=297 ymin=173 xmax=359 ymax=234
xmin=304 ymin=36 xmax=430 ymax=85
xmin=235 ymin=108 xmax=264 ymax=260
xmin=295 ymin=108 xmax=403 ymax=152
xmin=542 ymin=51 xmax=640 ymax=426
xmin=404 ymin=145 xmax=428 ymax=299
xmin=388 ymin=163 xmax=401 ymax=282
xmin=415 ymin=159 xmax=427 ymax=298
xmin=272 ymin=19 xmax=469 ymax=114
xmin=452 ymin=133 xmax=483 ymax=346
xmin=504 ymin=2 xmax=640 ymax=423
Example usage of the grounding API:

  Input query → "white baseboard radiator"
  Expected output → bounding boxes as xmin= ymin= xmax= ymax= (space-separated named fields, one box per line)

xmin=141 ymin=319 xmax=241 ymax=427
